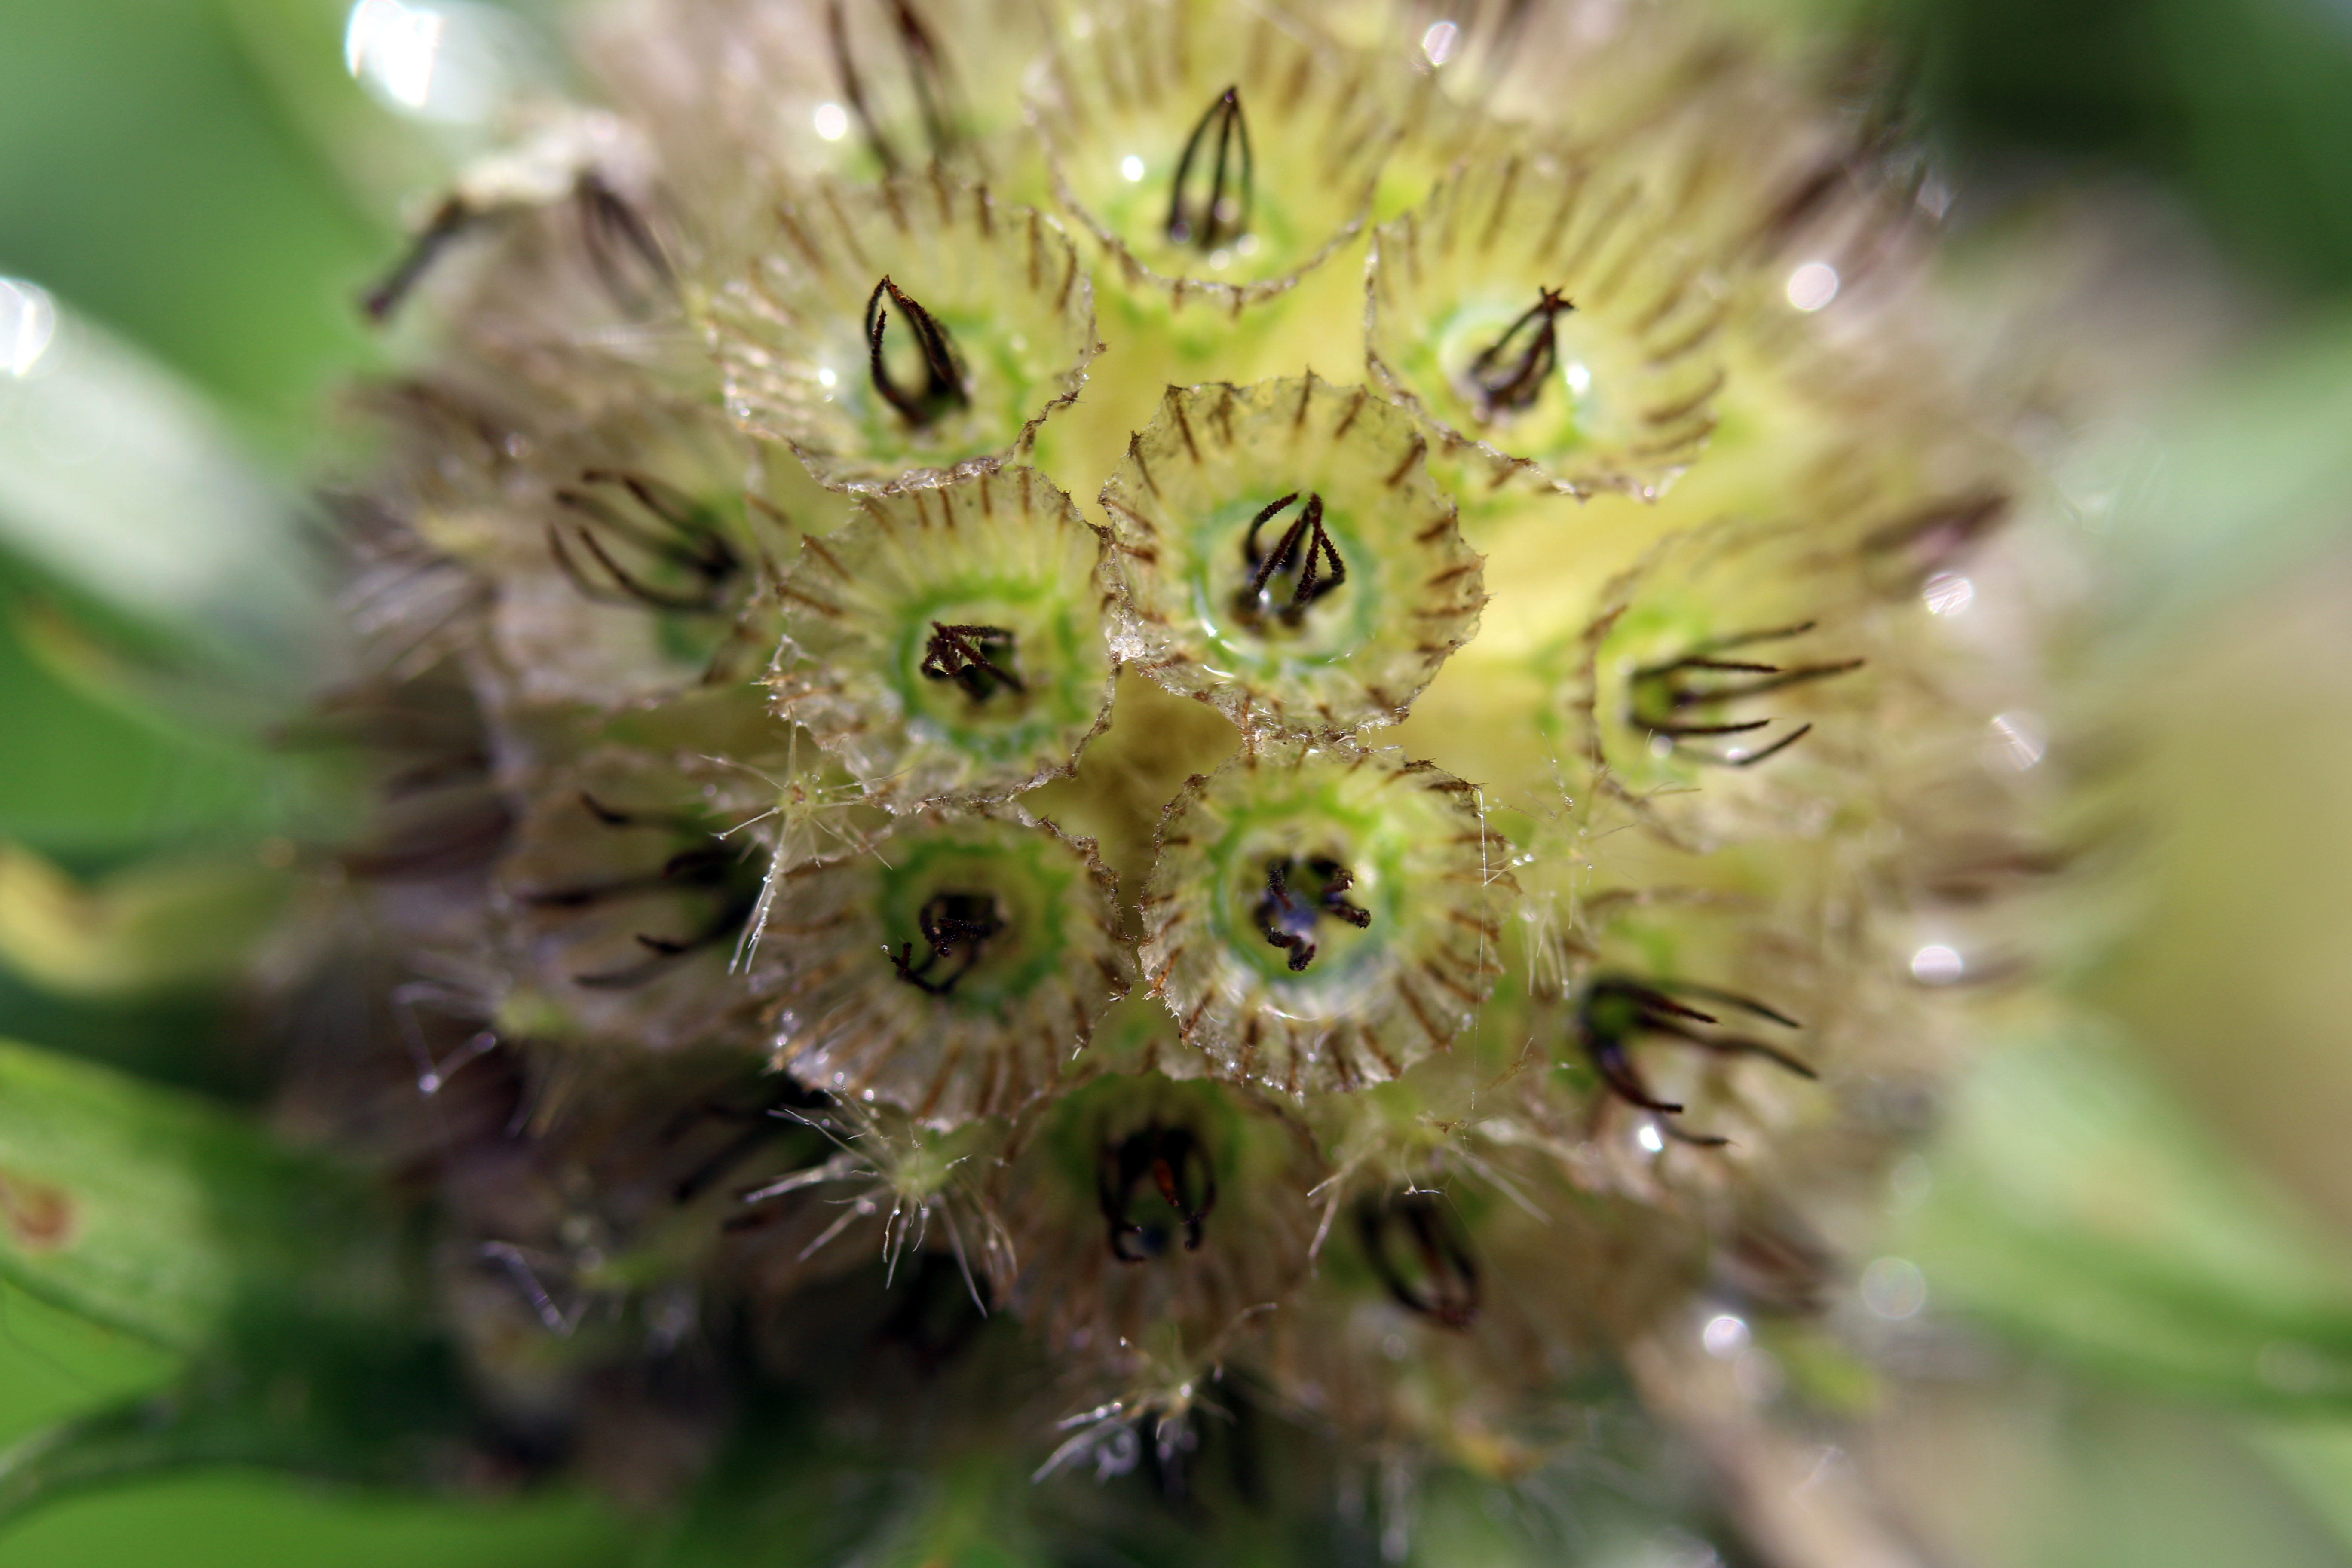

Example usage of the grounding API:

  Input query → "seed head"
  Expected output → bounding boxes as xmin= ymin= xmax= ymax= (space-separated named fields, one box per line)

xmin=21 ymin=0 xmax=2082 ymax=1559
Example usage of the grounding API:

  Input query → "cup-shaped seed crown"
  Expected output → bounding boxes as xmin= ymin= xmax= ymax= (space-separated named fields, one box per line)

xmin=708 ymin=172 xmax=1099 ymax=491
xmin=1568 ymin=516 xmax=1875 ymax=851
xmin=1029 ymin=0 xmax=1398 ymax=309
xmin=1101 ymin=375 xmax=1485 ymax=741
xmin=771 ymin=466 xmax=1121 ymax=808
xmin=1001 ymin=1073 xmax=1320 ymax=1352
xmin=1139 ymin=740 xmax=1510 ymax=1096
xmin=753 ymin=806 xmax=1130 ymax=1126
xmin=1368 ymin=153 xmax=1727 ymax=499
xmin=372 ymin=381 xmax=800 ymax=715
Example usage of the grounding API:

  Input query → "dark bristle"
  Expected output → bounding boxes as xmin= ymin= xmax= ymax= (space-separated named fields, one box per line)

xmin=1165 ymin=86 xmax=1253 ymax=254
xmin=545 ymin=469 xmax=739 ymax=615
xmin=361 ymin=197 xmax=472 ymax=323
xmin=1629 ymin=619 xmax=1861 ymax=768
xmin=1098 ymin=1124 xmax=1217 ymax=1262
xmin=1357 ymin=1193 xmax=1480 ymax=1330
xmin=889 ymin=889 xmax=1004 ymax=995
xmin=1571 ymin=973 xmax=1816 ymax=1145
xmin=919 ymin=622 xmax=1024 ymax=701
xmin=575 ymin=172 xmax=674 ymax=312
xmin=830 ymin=0 xmax=963 ymax=173
xmin=1463 ymin=286 xmax=1574 ymax=419
xmin=1235 ymin=492 xmax=1346 ymax=629
xmin=864 ymin=276 xmax=970 ymax=428
xmin=1252 ymin=855 xmax=1369 ymax=974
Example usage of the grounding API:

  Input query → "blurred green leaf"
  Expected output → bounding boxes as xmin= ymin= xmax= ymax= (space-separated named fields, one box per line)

xmin=0 ymin=1371 xmax=451 ymax=1524
xmin=1904 ymin=1017 xmax=2352 ymax=1412
xmin=0 ymin=0 xmax=384 ymax=447
xmin=0 ymin=1479 xmax=631 ymax=1568
xmin=0 ymin=305 xmax=328 ymax=683
xmin=2100 ymin=307 xmax=2352 ymax=653
xmin=2244 ymin=1421 xmax=2352 ymax=1559
xmin=0 ymin=1039 xmax=416 ymax=1353
xmin=1881 ymin=0 xmax=2352 ymax=296
xmin=0 ymin=843 xmax=290 ymax=1000
xmin=0 ymin=1041 xmax=515 ymax=1527
xmin=0 ymin=598 xmax=287 ymax=859
xmin=224 ymin=0 xmax=567 ymax=221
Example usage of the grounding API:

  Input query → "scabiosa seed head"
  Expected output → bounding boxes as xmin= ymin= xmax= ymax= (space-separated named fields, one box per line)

xmin=7 ymin=0 xmax=2097 ymax=1560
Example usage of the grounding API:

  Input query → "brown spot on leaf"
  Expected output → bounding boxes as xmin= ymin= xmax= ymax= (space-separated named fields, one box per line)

xmin=0 ymin=1170 xmax=76 ymax=1253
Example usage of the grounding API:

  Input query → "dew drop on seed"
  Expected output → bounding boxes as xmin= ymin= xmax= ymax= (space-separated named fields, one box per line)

xmin=1922 ymin=571 xmax=1973 ymax=616
xmin=1785 ymin=261 xmax=1840 ymax=312
xmin=1988 ymin=710 xmax=2046 ymax=770
xmin=1909 ymin=944 xmax=1963 ymax=984
xmin=1702 ymin=1313 xmax=1750 ymax=1357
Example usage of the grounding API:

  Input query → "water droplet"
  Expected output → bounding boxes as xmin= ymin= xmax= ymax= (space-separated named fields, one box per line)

xmin=0 ymin=278 xmax=57 ymax=377
xmin=1702 ymin=1313 xmax=1750 ymax=1357
xmin=1785 ymin=261 xmax=1840 ymax=312
xmin=1910 ymin=944 xmax=1963 ymax=985
xmin=1988 ymin=709 xmax=2046 ymax=771
xmin=343 ymin=0 xmax=509 ymax=122
xmin=1922 ymin=571 xmax=1974 ymax=616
